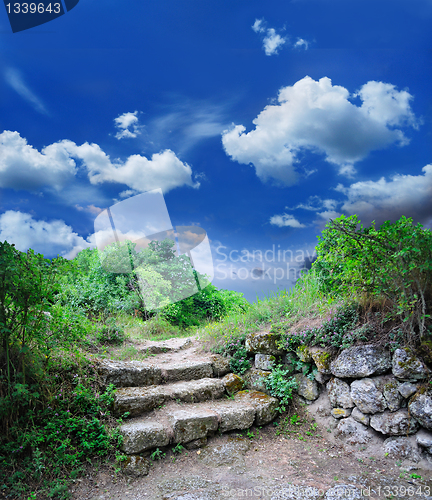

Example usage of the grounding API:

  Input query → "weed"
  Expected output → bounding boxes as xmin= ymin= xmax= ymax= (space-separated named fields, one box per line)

xmin=150 ymin=448 xmax=166 ymax=461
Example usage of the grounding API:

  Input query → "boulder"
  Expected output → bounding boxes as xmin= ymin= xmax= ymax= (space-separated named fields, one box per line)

xmin=350 ymin=378 xmax=386 ymax=414
xmin=120 ymin=420 xmax=170 ymax=454
xmin=282 ymin=352 xmax=297 ymax=374
xmin=408 ymin=389 xmax=432 ymax=430
xmin=293 ymin=373 xmax=319 ymax=401
xmin=208 ymin=399 xmax=255 ymax=432
xmin=255 ymin=353 xmax=276 ymax=371
xmin=296 ymin=345 xmax=312 ymax=363
xmin=222 ymin=373 xmax=245 ymax=396
xmin=327 ymin=378 xmax=354 ymax=408
xmin=331 ymin=408 xmax=352 ymax=419
xmin=398 ymin=382 xmax=417 ymax=399
xmin=351 ymin=407 xmax=370 ymax=426
xmin=244 ymin=369 xmax=271 ymax=394
xmin=121 ymin=455 xmax=151 ymax=477
xmin=336 ymin=417 xmax=372 ymax=445
xmin=311 ymin=348 xmax=332 ymax=374
xmin=166 ymin=407 xmax=219 ymax=443
xmin=210 ymin=354 xmax=231 ymax=377
xmin=392 ymin=348 xmax=430 ymax=381
xmin=235 ymin=390 xmax=278 ymax=425
xmin=370 ymin=409 xmax=420 ymax=435
xmin=383 ymin=436 xmax=420 ymax=462
xmin=315 ymin=372 xmax=331 ymax=385
xmin=245 ymin=331 xmax=283 ymax=355
xmin=416 ymin=429 xmax=432 ymax=454
xmin=373 ymin=376 xmax=403 ymax=412
xmin=330 ymin=345 xmax=391 ymax=378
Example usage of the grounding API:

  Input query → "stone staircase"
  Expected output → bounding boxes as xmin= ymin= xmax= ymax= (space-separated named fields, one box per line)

xmin=96 ymin=337 xmax=279 ymax=456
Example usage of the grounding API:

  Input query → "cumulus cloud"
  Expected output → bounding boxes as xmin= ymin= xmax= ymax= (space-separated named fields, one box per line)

xmin=222 ymin=76 xmax=419 ymax=186
xmin=0 ymin=211 xmax=93 ymax=258
xmin=5 ymin=68 xmax=48 ymax=115
xmin=336 ymin=164 xmax=432 ymax=228
xmin=0 ymin=131 xmax=199 ymax=195
xmin=269 ymin=213 xmax=306 ymax=228
xmin=0 ymin=130 xmax=77 ymax=191
xmin=252 ymin=18 xmax=308 ymax=56
xmin=114 ymin=111 xmax=141 ymax=139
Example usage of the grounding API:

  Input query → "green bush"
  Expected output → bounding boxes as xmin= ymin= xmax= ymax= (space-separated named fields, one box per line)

xmin=314 ymin=215 xmax=432 ymax=341
xmin=264 ymin=365 xmax=298 ymax=413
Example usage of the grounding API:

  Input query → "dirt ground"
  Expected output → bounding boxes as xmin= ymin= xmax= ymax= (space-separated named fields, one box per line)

xmin=70 ymin=394 xmax=432 ymax=500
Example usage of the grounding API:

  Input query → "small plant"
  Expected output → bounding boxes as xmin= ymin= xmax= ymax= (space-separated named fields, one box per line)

xmin=410 ymin=473 xmax=421 ymax=479
xmin=290 ymin=414 xmax=301 ymax=425
xmin=150 ymin=448 xmax=166 ymax=461
xmin=264 ymin=365 xmax=298 ymax=412
xmin=172 ymin=443 xmax=185 ymax=454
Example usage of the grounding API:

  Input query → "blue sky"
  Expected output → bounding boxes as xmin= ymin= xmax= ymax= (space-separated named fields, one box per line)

xmin=1 ymin=0 xmax=431 ymax=302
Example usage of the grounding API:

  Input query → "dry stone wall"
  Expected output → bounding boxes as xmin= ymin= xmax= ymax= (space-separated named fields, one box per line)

xmin=244 ymin=332 xmax=432 ymax=463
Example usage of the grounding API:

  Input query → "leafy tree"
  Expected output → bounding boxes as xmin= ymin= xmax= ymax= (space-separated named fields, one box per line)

xmin=314 ymin=215 xmax=432 ymax=341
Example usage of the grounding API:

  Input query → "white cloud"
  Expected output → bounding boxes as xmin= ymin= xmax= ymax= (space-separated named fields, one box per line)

xmin=294 ymin=38 xmax=309 ymax=49
xmin=252 ymin=18 xmax=309 ymax=56
xmin=287 ymin=195 xmax=338 ymax=211
xmin=0 ymin=130 xmax=77 ymax=191
xmin=269 ymin=213 xmax=306 ymax=228
xmin=62 ymin=141 xmax=200 ymax=193
xmin=222 ymin=76 xmax=419 ymax=186
xmin=114 ymin=111 xmax=141 ymax=139
xmin=336 ymin=164 xmax=432 ymax=228
xmin=5 ymin=68 xmax=48 ymax=115
xmin=0 ymin=211 xmax=93 ymax=258
xmin=263 ymin=28 xmax=286 ymax=56
xmin=0 ymin=131 xmax=199 ymax=195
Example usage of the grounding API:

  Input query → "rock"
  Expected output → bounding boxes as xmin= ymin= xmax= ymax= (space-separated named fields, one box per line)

xmin=255 ymin=353 xmax=277 ymax=371
xmin=120 ymin=420 xmax=170 ymax=454
xmin=296 ymin=345 xmax=312 ymax=363
xmin=282 ymin=352 xmax=297 ymax=374
xmin=114 ymin=378 xmax=225 ymax=417
xmin=398 ymin=382 xmax=418 ymax=399
xmin=222 ymin=373 xmax=245 ymax=396
xmin=350 ymin=378 xmax=386 ymax=414
xmin=331 ymin=408 xmax=352 ymax=419
xmin=392 ymin=348 xmax=430 ymax=381
xmin=184 ymin=437 xmax=207 ymax=450
xmin=163 ymin=361 xmax=214 ymax=382
xmin=373 ymin=376 xmax=403 ymax=412
xmin=244 ymin=369 xmax=271 ymax=394
xmin=327 ymin=378 xmax=354 ymax=408
xmin=199 ymin=438 xmax=250 ymax=466
xmin=416 ymin=429 xmax=432 ymax=454
xmin=121 ymin=455 xmax=151 ymax=477
xmin=293 ymin=373 xmax=319 ymax=401
xmin=98 ymin=359 xmax=162 ymax=387
xmin=383 ymin=436 xmax=421 ymax=462
xmin=245 ymin=331 xmax=283 ymax=355
xmin=166 ymin=407 xmax=219 ymax=443
xmin=324 ymin=485 xmax=362 ymax=500
xmin=330 ymin=345 xmax=391 ymax=378
xmin=351 ymin=407 xmax=370 ymax=426
xmin=205 ymin=399 xmax=255 ymax=432
xmin=210 ymin=354 xmax=231 ymax=377
xmin=315 ymin=372 xmax=331 ymax=384
xmin=408 ymin=389 xmax=432 ymax=429
xmin=311 ymin=348 xmax=332 ymax=374
xmin=370 ymin=409 xmax=420 ymax=435
xmin=235 ymin=390 xmax=279 ymax=425
xmin=336 ymin=417 xmax=372 ymax=445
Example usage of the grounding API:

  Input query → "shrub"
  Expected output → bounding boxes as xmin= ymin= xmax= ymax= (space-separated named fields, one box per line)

xmin=264 ymin=365 xmax=298 ymax=413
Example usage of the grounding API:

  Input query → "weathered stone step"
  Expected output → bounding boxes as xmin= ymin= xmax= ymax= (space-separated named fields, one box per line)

xmin=97 ymin=358 xmax=214 ymax=387
xmin=119 ymin=390 xmax=279 ymax=454
xmin=114 ymin=378 xmax=225 ymax=417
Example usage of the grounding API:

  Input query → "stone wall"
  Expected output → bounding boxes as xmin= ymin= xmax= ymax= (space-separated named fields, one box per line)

xmin=243 ymin=331 xmax=432 ymax=463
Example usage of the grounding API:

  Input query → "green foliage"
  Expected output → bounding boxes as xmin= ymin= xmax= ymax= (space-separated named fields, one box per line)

xmin=314 ymin=215 xmax=432 ymax=341
xmin=264 ymin=364 xmax=298 ymax=412
xmin=95 ymin=317 xmax=126 ymax=345
xmin=213 ymin=334 xmax=251 ymax=375
xmin=150 ymin=448 xmax=166 ymax=460
xmin=284 ymin=302 xmax=367 ymax=350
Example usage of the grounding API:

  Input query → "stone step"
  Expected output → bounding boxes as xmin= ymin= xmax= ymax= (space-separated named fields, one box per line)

xmin=114 ymin=378 xmax=226 ymax=417
xmin=97 ymin=358 xmax=214 ymax=388
xmin=119 ymin=390 xmax=279 ymax=454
